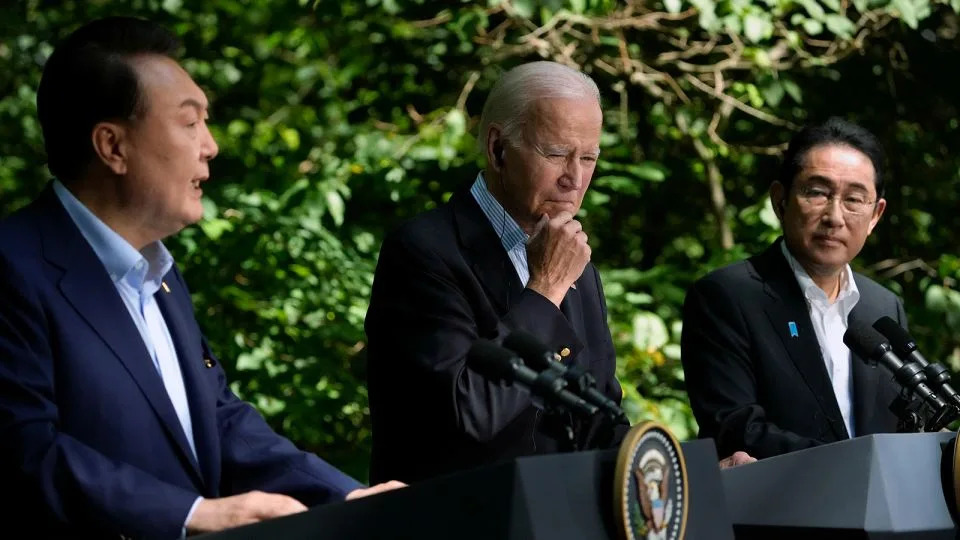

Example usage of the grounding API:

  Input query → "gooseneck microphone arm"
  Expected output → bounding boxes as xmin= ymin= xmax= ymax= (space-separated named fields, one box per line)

xmin=843 ymin=323 xmax=958 ymax=432
xmin=467 ymin=339 xmax=600 ymax=418
xmin=873 ymin=316 xmax=960 ymax=410
xmin=503 ymin=330 xmax=628 ymax=426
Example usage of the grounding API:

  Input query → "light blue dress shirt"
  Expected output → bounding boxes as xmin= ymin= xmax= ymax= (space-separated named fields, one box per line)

xmin=470 ymin=173 xmax=530 ymax=285
xmin=53 ymin=180 xmax=202 ymax=533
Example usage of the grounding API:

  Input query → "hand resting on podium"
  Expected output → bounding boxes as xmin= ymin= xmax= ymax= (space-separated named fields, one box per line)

xmin=186 ymin=481 xmax=407 ymax=534
xmin=718 ymin=451 xmax=756 ymax=469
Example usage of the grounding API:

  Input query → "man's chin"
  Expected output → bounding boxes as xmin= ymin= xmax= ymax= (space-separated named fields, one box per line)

xmin=540 ymin=202 xmax=579 ymax=216
xmin=804 ymin=252 xmax=852 ymax=274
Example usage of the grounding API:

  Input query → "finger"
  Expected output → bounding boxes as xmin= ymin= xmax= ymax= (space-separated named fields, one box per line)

xmin=530 ymin=214 xmax=550 ymax=238
xmin=550 ymin=211 xmax=574 ymax=225
xmin=382 ymin=480 xmax=407 ymax=489
xmin=562 ymin=219 xmax=583 ymax=235
xmin=256 ymin=494 xmax=307 ymax=518
xmin=575 ymin=230 xmax=588 ymax=244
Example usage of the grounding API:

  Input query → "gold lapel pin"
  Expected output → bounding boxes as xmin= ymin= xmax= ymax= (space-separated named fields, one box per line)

xmin=161 ymin=281 xmax=171 ymax=293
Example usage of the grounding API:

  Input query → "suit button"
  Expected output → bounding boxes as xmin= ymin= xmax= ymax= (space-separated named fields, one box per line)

xmin=559 ymin=347 xmax=571 ymax=358
xmin=204 ymin=358 xmax=215 ymax=368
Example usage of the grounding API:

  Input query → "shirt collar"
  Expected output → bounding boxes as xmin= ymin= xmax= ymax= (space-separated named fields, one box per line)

xmin=780 ymin=240 xmax=859 ymax=313
xmin=53 ymin=179 xmax=173 ymax=294
xmin=470 ymin=172 xmax=529 ymax=252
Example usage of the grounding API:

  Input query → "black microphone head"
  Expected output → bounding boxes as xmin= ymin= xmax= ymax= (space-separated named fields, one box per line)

xmin=872 ymin=316 xmax=918 ymax=356
xmin=502 ymin=330 xmax=554 ymax=371
xmin=843 ymin=323 xmax=891 ymax=365
xmin=467 ymin=339 xmax=519 ymax=381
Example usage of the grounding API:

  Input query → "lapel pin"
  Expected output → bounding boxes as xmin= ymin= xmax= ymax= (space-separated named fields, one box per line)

xmin=788 ymin=321 xmax=799 ymax=338
xmin=161 ymin=281 xmax=171 ymax=293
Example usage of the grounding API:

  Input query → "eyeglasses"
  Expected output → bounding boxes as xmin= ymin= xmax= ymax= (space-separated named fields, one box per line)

xmin=796 ymin=185 xmax=876 ymax=216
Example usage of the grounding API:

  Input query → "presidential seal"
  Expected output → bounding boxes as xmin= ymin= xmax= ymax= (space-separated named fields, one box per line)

xmin=614 ymin=421 xmax=688 ymax=540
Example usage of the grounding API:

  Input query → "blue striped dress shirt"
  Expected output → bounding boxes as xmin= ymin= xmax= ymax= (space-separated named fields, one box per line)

xmin=470 ymin=173 xmax=530 ymax=285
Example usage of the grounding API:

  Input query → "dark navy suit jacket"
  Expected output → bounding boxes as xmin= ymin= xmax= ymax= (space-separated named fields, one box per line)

xmin=0 ymin=187 xmax=361 ymax=539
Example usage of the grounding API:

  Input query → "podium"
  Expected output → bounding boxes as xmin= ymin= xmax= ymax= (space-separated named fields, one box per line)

xmin=198 ymin=439 xmax=733 ymax=539
xmin=722 ymin=432 xmax=959 ymax=539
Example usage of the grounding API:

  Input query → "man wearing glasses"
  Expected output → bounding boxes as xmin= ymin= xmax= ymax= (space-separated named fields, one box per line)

xmin=680 ymin=117 xmax=906 ymax=461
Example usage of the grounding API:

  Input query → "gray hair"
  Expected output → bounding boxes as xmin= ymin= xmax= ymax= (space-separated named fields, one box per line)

xmin=476 ymin=61 xmax=601 ymax=154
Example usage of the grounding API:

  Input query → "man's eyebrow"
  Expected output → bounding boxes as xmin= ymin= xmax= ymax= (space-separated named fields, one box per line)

xmin=179 ymin=98 xmax=208 ymax=112
xmin=536 ymin=144 xmax=600 ymax=156
xmin=804 ymin=175 xmax=870 ymax=191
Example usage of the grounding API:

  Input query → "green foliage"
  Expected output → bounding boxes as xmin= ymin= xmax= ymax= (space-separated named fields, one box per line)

xmin=3 ymin=0 xmax=960 ymax=480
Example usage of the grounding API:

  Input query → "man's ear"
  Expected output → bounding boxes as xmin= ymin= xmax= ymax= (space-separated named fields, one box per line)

xmin=866 ymin=198 xmax=887 ymax=235
xmin=770 ymin=181 xmax=787 ymax=221
xmin=91 ymin=121 xmax=130 ymax=176
xmin=486 ymin=125 xmax=505 ymax=172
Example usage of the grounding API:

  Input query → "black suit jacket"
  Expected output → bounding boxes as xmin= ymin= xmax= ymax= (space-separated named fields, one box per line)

xmin=680 ymin=239 xmax=905 ymax=459
xmin=364 ymin=183 xmax=624 ymax=484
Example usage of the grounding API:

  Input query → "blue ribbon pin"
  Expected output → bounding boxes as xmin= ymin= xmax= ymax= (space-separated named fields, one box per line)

xmin=788 ymin=321 xmax=799 ymax=338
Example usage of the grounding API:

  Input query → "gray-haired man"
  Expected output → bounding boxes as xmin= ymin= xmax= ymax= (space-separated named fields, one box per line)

xmin=364 ymin=61 xmax=628 ymax=484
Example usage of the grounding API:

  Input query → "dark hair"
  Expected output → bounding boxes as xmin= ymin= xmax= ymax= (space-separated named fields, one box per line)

xmin=777 ymin=117 xmax=886 ymax=198
xmin=37 ymin=16 xmax=181 ymax=182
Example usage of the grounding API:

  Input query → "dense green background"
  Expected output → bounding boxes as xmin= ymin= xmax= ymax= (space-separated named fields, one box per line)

xmin=3 ymin=0 xmax=960 ymax=481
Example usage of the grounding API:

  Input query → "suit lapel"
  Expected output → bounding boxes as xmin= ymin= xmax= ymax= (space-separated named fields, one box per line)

xmin=38 ymin=189 xmax=205 ymax=486
xmin=155 ymin=276 xmax=219 ymax=492
xmin=751 ymin=241 xmax=848 ymax=440
xmin=559 ymin=279 xmax=586 ymax=361
xmin=451 ymin=186 xmax=524 ymax=314
xmin=848 ymin=284 xmax=880 ymax=436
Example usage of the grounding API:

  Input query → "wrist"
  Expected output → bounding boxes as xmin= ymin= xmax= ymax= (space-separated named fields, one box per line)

xmin=526 ymin=279 xmax=564 ymax=307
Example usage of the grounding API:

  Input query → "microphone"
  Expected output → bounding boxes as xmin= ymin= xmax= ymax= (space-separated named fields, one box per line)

xmin=502 ymin=330 xmax=627 ymax=423
xmin=467 ymin=339 xmax=599 ymax=417
xmin=843 ymin=323 xmax=948 ymax=413
xmin=872 ymin=316 xmax=960 ymax=409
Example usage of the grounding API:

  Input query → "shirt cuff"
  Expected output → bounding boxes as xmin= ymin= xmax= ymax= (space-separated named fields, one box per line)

xmin=181 ymin=496 xmax=204 ymax=538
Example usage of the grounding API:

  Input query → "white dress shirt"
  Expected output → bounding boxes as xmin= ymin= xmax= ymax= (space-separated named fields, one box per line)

xmin=781 ymin=242 xmax=861 ymax=437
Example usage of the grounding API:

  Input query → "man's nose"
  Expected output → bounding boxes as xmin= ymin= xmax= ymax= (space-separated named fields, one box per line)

xmin=202 ymin=124 xmax=219 ymax=161
xmin=820 ymin=196 xmax=844 ymax=225
xmin=559 ymin=157 xmax=583 ymax=190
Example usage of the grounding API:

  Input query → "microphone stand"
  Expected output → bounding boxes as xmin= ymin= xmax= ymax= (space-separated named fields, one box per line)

xmin=890 ymin=393 xmax=924 ymax=433
xmin=531 ymin=368 xmax=582 ymax=452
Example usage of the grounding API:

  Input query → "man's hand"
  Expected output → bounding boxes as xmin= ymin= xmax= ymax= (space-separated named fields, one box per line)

xmin=526 ymin=212 xmax=591 ymax=307
xmin=345 ymin=480 xmax=407 ymax=500
xmin=718 ymin=451 xmax=757 ymax=469
xmin=186 ymin=491 xmax=307 ymax=534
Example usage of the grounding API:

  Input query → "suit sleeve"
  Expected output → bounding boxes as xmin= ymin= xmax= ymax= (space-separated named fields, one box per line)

xmin=0 ymin=257 xmax=198 ymax=539
xmin=366 ymin=229 xmax=583 ymax=444
xmin=681 ymin=277 xmax=823 ymax=458
xmin=162 ymin=268 xmax=363 ymax=504
xmin=896 ymin=295 xmax=908 ymax=330
xmin=209 ymin=343 xmax=364 ymax=502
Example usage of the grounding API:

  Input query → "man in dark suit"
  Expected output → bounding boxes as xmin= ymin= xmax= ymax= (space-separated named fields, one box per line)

xmin=681 ymin=117 xmax=904 ymax=461
xmin=0 ymin=17 xmax=401 ymax=538
xmin=365 ymin=61 xmax=628 ymax=484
